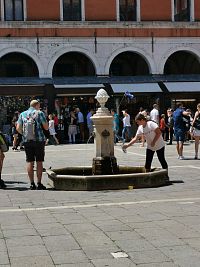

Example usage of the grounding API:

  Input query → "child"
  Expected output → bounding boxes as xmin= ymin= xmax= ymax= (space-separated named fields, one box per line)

xmin=46 ymin=114 xmax=59 ymax=145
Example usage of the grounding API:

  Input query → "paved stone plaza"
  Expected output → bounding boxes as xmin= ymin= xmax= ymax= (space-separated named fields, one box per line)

xmin=0 ymin=142 xmax=200 ymax=267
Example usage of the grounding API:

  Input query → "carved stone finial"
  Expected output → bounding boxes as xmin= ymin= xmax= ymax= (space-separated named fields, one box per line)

xmin=95 ymin=89 xmax=110 ymax=108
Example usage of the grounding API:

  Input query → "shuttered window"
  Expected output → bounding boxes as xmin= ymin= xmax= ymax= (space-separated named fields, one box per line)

xmin=4 ymin=0 xmax=24 ymax=21
xmin=174 ymin=0 xmax=190 ymax=21
xmin=120 ymin=0 xmax=137 ymax=21
xmin=63 ymin=0 xmax=81 ymax=21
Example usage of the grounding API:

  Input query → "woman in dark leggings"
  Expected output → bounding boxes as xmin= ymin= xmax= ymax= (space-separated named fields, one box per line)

xmin=122 ymin=113 xmax=168 ymax=172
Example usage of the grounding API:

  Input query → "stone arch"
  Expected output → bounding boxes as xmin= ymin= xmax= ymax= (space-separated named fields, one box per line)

xmin=105 ymin=47 xmax=154 ymax=75
xmin=0 ymin=47 xmax=44 ymax=77
xmin=48 ymin=47 xmax=98 ymax=77
xmin=160 ymin=47 xmax=200 ymax=74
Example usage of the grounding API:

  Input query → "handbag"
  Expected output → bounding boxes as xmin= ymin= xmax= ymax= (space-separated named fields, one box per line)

xmin=0 ymin=133 xmax=9 ymax=152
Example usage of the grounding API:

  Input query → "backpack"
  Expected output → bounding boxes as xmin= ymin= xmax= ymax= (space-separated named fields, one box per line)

xmin=23 ymin=112 xmax=38 ymax=141
xmin=0 ymin=132 xmax=9 ymax=152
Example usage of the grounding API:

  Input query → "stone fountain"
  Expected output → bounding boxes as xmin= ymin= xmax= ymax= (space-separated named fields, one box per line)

xmin=91 ymin=89 xmax=118 ymax=175
xmin=46 ymin=89 xmax=169 ymax=190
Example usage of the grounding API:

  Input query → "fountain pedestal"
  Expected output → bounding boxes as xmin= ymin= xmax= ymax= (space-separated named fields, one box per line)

xmin=91 ymin=90 xmax=118 ymax=175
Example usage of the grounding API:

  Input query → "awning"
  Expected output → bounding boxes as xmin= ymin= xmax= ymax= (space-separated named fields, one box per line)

xmin=164 ymin=82 xmax=200 ymax=92
xmin=0 ymin=78 xmax=51 ymax=96
xmin=111 ymin=83 xmax=162 ymax=93
xmin=54 ymin=83 xmax=104 ymax=89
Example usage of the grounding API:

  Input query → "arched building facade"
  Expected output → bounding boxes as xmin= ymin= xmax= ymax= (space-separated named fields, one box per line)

xmin=0 ymin=0 xmax=200 ymax=127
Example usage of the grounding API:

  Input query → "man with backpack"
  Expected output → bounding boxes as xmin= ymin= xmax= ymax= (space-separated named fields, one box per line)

xmin=16 ymin=100 xmax=48 ymax=190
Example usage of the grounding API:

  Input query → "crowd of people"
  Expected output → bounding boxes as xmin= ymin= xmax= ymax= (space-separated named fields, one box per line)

xmin=4 ymin=106 xmax=96 ymax=149
xmin=0 ymin=98 xmax=200 ymax=190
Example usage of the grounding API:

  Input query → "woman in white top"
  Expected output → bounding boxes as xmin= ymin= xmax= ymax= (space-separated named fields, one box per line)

xmin=46 ymin=114 xmax=59 ymax=145
xmin=123 ymin=113 xmax=168 ymax=172
xmin=191 ymin=103 xmax=200 ymax=159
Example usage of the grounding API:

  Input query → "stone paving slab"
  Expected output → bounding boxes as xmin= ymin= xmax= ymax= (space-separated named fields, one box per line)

xmin=50 ymin=249 xmax=89 ymax=265
xmin=10 ymin=255 xmax=54 ymax=267
xmin=0 ymin=143 xmax=200 ymax=266
xmin=91 ymin=258 xmax=137 ymax=266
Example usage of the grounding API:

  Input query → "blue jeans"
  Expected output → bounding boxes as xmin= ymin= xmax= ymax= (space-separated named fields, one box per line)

xmin=114 ymin=129 xmax=121 ymax=143
xmin=122 ymin=126 xmax=131 ymax=143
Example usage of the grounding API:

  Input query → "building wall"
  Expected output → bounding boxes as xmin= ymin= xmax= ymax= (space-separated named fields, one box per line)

xmin=0 ymin=1 xmax=199 ymax=21
xmin=1 ymin=23 xmax=200 ymax=38
xmin=0 ymin=2 xmax=199 ymax=80
xmin=26 ymin=0 xmax=60 ymax=21
xmin=0 ymin=36 xmax=200 ymax=77
xmin=140 ymin=0 xmax=172 ymax=21
xmin=85 ymin=0 xmax=116 ymax=21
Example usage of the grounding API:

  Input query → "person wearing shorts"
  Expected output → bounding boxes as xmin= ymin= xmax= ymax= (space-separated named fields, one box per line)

xmin=173 ymin=102 xmax=191 ymax=160
xmin=16 ymin=100 xmax=48 ymax=190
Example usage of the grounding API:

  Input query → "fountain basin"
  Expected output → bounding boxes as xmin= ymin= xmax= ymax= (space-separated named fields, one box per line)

xmin=46 ymin=166 xmax=169 ymax=191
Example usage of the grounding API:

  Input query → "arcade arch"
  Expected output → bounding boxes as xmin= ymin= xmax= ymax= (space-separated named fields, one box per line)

xmin=0 ymin=52 xmax=39 ymax=77
xmin=109 ymin=51 xmax=150 ymax=76
xmin=52 ymin=51 xmax=96 ymax=77
xmin=164 ymin=50 xmax=200 ymax=75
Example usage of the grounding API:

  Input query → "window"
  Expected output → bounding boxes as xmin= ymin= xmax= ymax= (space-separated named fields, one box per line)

xmin=120 ymin=0 xmax=137 ymax=21
xmin=174 ymin=0 xmax=190 ymax=21
xmin=63 ymin=0 xmax=81 ymax=21
xmin=4 ymin=0 xmax=24 ymax=21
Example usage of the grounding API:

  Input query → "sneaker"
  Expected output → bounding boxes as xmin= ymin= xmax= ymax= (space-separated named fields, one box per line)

xmin=194 ymin=156 xmax=198 ymax=160
xmin=37 ymin=183 xmax=46 ymax=190
xmin=179 ymin=156 xmax=185 ymax=160
xmin=0 ymin=179 xmax=6 ymax=189
xmin=30 ymin=183 xmax=36 ymax=190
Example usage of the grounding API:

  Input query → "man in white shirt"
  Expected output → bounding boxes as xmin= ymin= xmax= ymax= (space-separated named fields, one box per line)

xmin=150 ymin=104 xmax=159 ymax=124
xmin=122 ymin=109 xmax=132 ymax=144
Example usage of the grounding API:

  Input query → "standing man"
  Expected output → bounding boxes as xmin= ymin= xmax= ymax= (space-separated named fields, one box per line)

xmin=122 ymin=113 xmax=168 ymax=172
xmin=173 ymin=102 xmax=191 ymax=160
xmin=16 ymin=100 xmax=48 ymax=190
xmin=76 ymin=107 xmax=85 ymax=143
xmin=122 ymin=109 xmax=132 ymax=144
xmin=150 ymin=104 xmax=159 ymax=124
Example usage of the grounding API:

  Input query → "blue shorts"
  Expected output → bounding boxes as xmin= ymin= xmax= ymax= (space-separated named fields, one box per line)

xmin=174 ymin=130 xmax=185 ymax=142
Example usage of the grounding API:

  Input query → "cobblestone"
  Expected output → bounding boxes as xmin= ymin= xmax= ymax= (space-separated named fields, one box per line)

xmin=0 ymin=143 xmax=199 ymax=266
